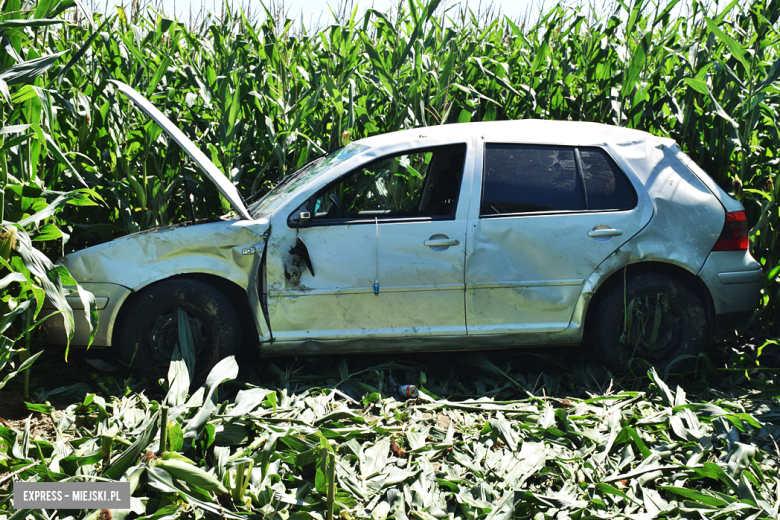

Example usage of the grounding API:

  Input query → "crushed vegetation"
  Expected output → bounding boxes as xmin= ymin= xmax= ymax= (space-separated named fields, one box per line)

xmin=1 ymin=343 xmax=779 ymax=520
xmin=0 ymin=0 xmax=778 ymax=517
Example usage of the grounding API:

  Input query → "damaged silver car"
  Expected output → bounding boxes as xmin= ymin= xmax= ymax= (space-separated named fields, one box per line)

xmin=44 ymin=80 xmax=763 ymax=374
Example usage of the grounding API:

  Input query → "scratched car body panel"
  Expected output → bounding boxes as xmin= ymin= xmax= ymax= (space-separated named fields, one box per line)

xmin=44 ymin=82 xmax=763 ymax=365
xmin=60 ymin=219 xmax=273 ymax=346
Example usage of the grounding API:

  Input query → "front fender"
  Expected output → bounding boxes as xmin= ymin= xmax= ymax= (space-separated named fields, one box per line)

xmin=65 ymin=219 xmax=271 ymax=342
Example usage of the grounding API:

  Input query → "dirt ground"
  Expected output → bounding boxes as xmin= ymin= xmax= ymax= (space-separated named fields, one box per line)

xmin=0 ymin=390 xmax=66 ymax=490
xmin=0 ymin=389 xmax=66 ymax=434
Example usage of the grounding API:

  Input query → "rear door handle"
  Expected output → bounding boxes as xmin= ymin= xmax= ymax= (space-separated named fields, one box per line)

xmin=588 ymin=228 xmax=623 ymax=237
xmin=425 ymin=238 xmax=460 ymax=247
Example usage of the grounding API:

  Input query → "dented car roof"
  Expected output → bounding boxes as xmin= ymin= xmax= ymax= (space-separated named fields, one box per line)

xmin=355 ymin=119 xmax=671 ymax=150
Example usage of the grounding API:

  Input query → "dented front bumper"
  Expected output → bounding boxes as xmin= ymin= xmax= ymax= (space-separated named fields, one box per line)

xmin=41 ymin=282 xmax=133 ymax=347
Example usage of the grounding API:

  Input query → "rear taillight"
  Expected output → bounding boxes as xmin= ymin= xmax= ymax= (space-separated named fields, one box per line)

xmin=712 ymin=211 xmax=749 ymax=251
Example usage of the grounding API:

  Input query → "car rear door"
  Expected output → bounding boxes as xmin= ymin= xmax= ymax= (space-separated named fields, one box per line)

xmin=465 ymin=141 xmax=651 ymax=335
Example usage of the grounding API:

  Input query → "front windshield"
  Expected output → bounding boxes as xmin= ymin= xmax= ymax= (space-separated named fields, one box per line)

xmin=250 ymin=142 xmax=369 ymax=218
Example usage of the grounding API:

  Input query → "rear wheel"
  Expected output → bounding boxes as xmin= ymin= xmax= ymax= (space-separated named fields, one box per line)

xmin=589 ymin=273 xmax=709 ymax=374
xmin=117 ymin=279 xmax=241 ymax=380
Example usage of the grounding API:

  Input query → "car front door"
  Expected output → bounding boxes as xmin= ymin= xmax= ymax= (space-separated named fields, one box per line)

xmin=265 ymin=142 xmax=473 ymax=345
xmin=465 ymin=142 xmax=652 ymax=336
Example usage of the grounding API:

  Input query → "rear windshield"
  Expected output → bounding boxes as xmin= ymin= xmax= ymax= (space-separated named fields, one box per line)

xmin=670 ymin=145 xmax=741 ymax=212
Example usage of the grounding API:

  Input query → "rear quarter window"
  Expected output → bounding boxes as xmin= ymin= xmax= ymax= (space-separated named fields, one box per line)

xmin=579 ymin=148 xmax=637 ymax=211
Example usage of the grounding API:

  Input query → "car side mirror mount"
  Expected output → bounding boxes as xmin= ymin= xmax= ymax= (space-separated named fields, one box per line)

xmin=297 ymin=211 xmax=312 ymax=228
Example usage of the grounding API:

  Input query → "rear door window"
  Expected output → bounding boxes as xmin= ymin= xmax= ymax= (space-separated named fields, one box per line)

xmin=480 ymin=144 xmax=636 ymax=216
xmin=481 ymin=144 xmax=581 ymax=215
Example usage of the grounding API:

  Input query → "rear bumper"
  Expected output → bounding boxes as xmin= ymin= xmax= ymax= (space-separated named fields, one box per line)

xmin=698 ymin=250 xmax=762 ymax=330
xmin=41 ymin=282 xmax=132 ymax=347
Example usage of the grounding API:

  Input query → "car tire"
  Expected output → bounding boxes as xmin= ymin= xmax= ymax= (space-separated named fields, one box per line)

xmin=117 ymin=279 xmax=241 ymax=380
xmin=589 ymin=273 xmax=709 ymax=374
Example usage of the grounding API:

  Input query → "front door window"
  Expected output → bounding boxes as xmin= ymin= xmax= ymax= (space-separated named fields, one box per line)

xmin=311 ymin=144 xmax=466 ymax=221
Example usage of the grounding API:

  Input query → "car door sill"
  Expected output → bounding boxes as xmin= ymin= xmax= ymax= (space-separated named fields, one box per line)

xmin=467 ymin=323 xmax=571 ymax=334
xmin=260 ymin=330 xmax=582 ymax=356
xmin=270 ymin=283 xmax=464 ymax=297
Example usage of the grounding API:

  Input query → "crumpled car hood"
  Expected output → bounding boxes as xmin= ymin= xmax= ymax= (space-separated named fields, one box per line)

xmin=65 ymin=218 xmax=270 ymax=291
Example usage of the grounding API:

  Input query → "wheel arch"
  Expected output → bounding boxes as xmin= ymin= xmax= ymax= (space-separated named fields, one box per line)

xmin=577 ymin=260 xmax=716 ymax=341
xmin=111 ymin=272 xmax=259 ymax=350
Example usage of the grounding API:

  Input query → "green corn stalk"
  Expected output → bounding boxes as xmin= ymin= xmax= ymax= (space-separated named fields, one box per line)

xmin=326 ymin=450 xmax=336 ymax=520
xmin=230 ymin=459 xmax=254 ymax=506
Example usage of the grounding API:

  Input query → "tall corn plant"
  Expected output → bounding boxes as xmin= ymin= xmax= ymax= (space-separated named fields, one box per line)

xmin=0 ymin=0 xmax=99 ymax=383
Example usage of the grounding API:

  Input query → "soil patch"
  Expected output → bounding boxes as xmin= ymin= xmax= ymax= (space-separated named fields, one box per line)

xmin=0 ymin=390 xmax=64 ymax=439
xmin=0 ymin=390 xmax=27 ymax=423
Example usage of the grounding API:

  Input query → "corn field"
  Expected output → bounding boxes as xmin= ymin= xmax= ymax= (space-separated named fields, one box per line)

xmin=1 ymin=1 xmax=780 ymax=518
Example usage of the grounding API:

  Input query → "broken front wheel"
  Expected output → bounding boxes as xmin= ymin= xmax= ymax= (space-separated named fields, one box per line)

xmin=117 ymin=278 xmax=241 ymax=380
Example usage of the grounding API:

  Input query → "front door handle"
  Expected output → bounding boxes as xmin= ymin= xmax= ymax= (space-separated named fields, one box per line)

xmin=588 ymin=228 xmax=623 ymax=237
